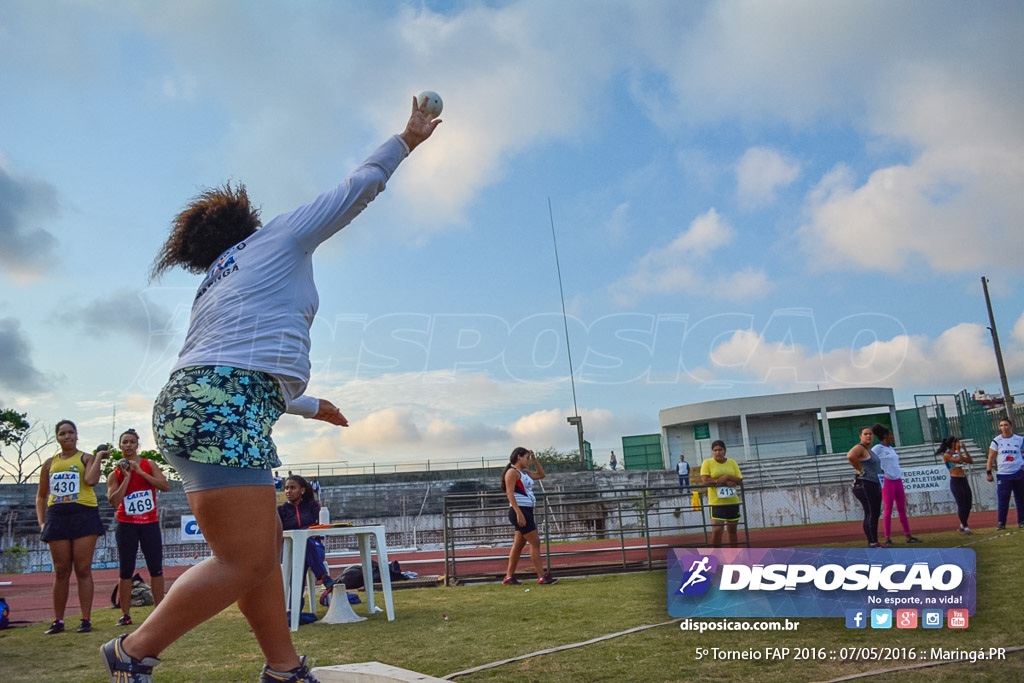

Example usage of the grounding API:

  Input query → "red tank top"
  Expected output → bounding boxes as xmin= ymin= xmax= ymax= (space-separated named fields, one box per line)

xmin=114 ymin=459 xmax=160 ymax=524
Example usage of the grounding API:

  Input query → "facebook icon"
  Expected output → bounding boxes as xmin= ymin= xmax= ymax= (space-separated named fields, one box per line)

xmin=845 ymin=609 xmax=866 ymax=629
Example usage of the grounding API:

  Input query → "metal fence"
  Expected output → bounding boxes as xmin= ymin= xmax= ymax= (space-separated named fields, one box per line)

xmin=441 ymin=484 xmax=751 ymax=585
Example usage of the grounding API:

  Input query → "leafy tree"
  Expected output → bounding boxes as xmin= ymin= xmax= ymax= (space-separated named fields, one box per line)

xmin=0 ymin=409 xmax=31 ymax=448
xmin=0 ymin=415 xmax=55 ymax=484
xmin=534 ymin=446 xmax=580 ymax=465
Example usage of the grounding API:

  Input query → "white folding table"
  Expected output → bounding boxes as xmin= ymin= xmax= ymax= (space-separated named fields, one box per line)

xmin=281 ymin=525 xmax=395 ymax=632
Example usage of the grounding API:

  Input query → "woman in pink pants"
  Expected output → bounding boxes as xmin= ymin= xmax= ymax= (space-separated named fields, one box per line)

xmin=871 ymin=424 xmax=922 ymax=546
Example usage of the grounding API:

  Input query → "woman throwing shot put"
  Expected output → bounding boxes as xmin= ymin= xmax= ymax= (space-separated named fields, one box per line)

xmin=101 ymin=97 xmax=441 ymax=683
xmin=107 ymin=428 xmax=170 ymax=626
xmin=502 ymin=448 xmax=557 ymax=586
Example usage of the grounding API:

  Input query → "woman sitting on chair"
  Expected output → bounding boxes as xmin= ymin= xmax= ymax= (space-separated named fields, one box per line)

xmin=278 ymin=475 xmax=334 ymax=593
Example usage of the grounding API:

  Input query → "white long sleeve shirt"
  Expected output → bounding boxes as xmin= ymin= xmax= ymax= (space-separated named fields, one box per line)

xmin=172 ymin=135 xmax=410 ymax=416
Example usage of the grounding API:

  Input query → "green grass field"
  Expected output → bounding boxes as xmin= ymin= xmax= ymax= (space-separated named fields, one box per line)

xmin=1 ymin=529 xmax=1022 ymax=682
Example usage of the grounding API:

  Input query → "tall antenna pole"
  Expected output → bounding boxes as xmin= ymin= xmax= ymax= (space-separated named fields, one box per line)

xmin=981 ymin=276 xmax=1014 ymax=423
xmin=548 ymin=198 xmax=586 ymax=465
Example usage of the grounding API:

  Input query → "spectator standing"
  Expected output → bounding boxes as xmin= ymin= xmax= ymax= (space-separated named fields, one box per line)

xmin=502 ymin=447 xmax=557 ymax=585
xmin=847 ymin=426 xmax=883 ymax=548
xmin=871 ymin=424 xmax=922 ymax=546
xmin=676 ymin=454 xmax=689 ymax=488
xmin=938 ymin=436 xmax=974 ymax=534
xmin=987 ymin=418 xmax=1024 ymax=530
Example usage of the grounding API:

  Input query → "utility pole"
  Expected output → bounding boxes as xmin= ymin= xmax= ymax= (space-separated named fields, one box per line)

xmin=549 ymin=198 xmax=586 ymax=465
xmin=981 ymin=276 xmax=1015 ymax=423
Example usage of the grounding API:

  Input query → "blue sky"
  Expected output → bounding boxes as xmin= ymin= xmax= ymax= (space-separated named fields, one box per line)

xmin=2 ymin=0 xmax=1022 ymax=471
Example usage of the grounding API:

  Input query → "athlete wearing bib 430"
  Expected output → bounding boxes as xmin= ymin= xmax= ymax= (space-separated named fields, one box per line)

xmin=107 ymin=429 xmax=170 ymax=627
xmin=987 ymin=418 xmax=1024 ymax=529
xmin=35 ymin=419 xmax=109 ymax=636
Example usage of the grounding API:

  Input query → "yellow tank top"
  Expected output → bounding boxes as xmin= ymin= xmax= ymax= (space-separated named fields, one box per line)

xmin=47 ymin=451 xmax=98 ymax=507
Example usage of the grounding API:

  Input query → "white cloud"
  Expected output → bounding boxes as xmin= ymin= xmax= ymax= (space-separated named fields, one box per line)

xmin=1013 ymin=312 xmax=1024 ymax=345
xmin=508 ymin=406 xmax=620 ymax=451
xmin=793 ymin=24 xmax=1024 ymax=273
xmin=735 ymin=147 xmax=800 ymax=208
xmin=612 ymin=209 xmax=770 ymax=305
xmin=343 ymin=407 xmax=422 ymax=447
xmin=699 ymin=320 xmax=1024 ymax=392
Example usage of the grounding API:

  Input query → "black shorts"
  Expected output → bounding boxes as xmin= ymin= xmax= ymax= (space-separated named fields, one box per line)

xmin=508 ymin=506 xmax=537 ymax=535
xmin=710 ymin=504 xmax=741 ymax=522
xmin=41 ymin=503 xmax=105 ymax=542
xmin=115 ymin=521 xmax=164 ymax=579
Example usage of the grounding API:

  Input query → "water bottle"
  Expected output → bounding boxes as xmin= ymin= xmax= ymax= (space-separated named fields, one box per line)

xmin=319 ymin=506 xmax=330 ymax=525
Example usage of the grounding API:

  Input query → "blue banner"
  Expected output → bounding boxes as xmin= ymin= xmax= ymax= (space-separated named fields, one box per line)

xmin=667 ymin=548 xmax=975 ymax=618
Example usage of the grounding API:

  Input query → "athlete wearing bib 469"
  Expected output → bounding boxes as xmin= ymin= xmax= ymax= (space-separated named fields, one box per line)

xmin=107 ymin=428 xmax=170 ymax=626
xmin=987 ymin=418 xmax=1024 ymax=529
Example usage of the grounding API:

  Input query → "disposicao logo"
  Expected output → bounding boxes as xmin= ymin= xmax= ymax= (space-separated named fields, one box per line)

xmin=676 ymin=555 xmax=718 ymax=596
xmin=666 ymin=548 xmax=975 ymax=619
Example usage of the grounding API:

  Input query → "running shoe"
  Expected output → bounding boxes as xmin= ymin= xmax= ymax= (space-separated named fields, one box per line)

xmin=1019 ymin=523 xmax=1024 ymax=529
xmin=996 ymin=523 xmax=1006 ymax=530
xmin=77 ymin=618 xmax=93 ymax=633
xmin=259 ymin=654 xmax=320 ymax=682
xmin=117 ymin=614 xmax=133 ymax=626
xmin=868 ymin=543 xmax=882 ymax=548
xmin=958 ymin=525 xmax=972 ymax=535
xmin=101 ymin=634 xmax=161 ymax=683
xmin=537 ymin=575 xmax=558 ymax=585
xmin=502 ymin=576 xmax=521 ymax=585
xmin=905 ymin=536 xmax=923 ymax=543
xmin=44 ymin=619 xmax=64 ymax=635
xmin=321 ymin=575 xmax=335 ymax=592
xmin=881 ymin=539 xmax=895 ymax=548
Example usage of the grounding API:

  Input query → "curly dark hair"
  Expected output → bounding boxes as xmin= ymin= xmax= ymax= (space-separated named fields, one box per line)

xmin=151 ymin=182 xmax=261 ymax=278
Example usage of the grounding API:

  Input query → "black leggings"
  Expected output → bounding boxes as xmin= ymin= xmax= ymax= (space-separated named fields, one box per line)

xmin=115 ymin=521 xmax=164 ymax=580
xmin=852 ymin=479 xmax=882 ymax=545
xmin=949 ymin=477 xmax=972 ymax=527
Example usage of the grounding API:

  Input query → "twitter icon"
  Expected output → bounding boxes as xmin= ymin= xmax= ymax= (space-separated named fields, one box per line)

xmin=870 ymin=609 xmax=892 ymax=629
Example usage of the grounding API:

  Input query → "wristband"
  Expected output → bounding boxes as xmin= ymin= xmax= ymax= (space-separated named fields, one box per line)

xmin=987 ymin=470 xmax=992 ymax=475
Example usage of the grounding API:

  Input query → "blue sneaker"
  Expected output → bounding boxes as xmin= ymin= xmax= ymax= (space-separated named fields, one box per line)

xmin=101 ymin=634 xmax=160 ymax=682
xmin=260 ymin=655 xmax=320 ymax=682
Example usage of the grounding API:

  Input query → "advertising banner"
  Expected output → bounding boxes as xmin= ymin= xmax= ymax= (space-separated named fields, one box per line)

xmin=668 ymin=547 xmax=975 ymax=618
xmin=179 ymin=514 xmax=207 ymax=543
xmin=900 ymin=465 xmax=950 ymax=493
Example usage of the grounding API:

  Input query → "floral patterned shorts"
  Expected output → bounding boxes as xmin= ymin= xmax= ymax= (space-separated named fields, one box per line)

xmin=152 ymin=366 xmax=285 ymax=470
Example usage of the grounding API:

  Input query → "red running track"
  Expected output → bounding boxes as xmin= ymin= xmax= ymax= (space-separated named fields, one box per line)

xmin=0 ymin=511 xmax=1001 ymax=627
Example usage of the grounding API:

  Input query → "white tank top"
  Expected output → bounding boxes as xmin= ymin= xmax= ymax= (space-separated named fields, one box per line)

xmin=511 ymin=469 xmax=536 ymax=508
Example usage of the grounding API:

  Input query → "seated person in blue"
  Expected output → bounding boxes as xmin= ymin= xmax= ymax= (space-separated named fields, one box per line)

xmin=277 ymin=475 xmax=334 ymax=592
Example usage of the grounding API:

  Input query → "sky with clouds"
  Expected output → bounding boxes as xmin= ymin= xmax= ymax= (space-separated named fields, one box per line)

xmin=1 ymin=0 xmax=1022 ymax=472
